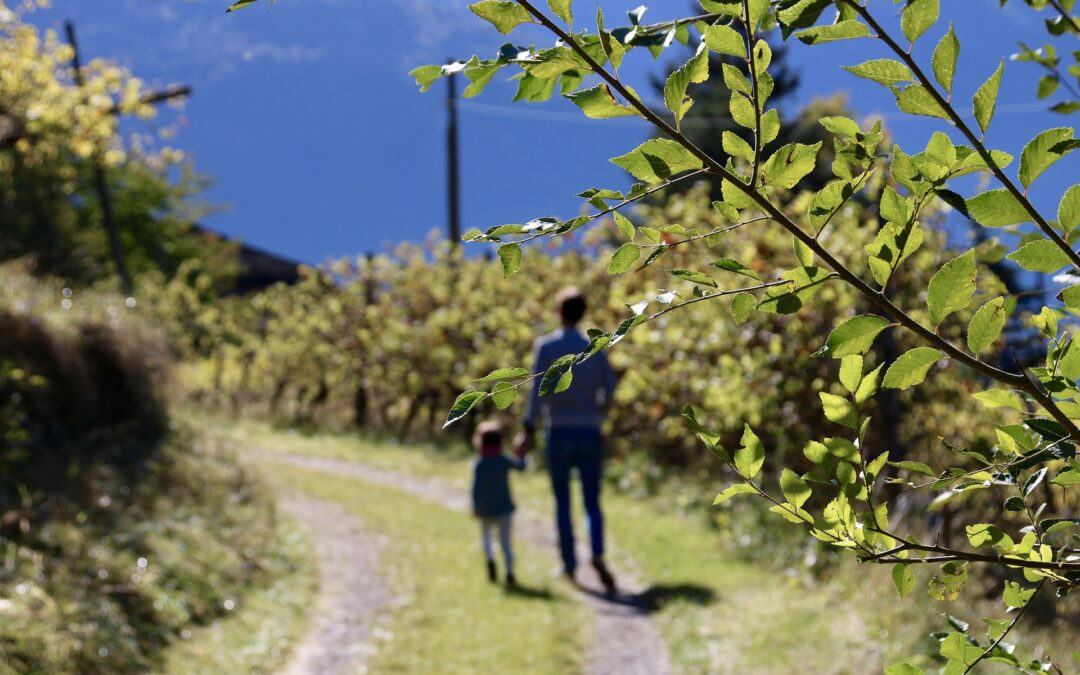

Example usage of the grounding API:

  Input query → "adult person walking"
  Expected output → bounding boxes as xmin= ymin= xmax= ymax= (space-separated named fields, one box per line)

xmin=516 ymin=287 xmax=618 ymax=594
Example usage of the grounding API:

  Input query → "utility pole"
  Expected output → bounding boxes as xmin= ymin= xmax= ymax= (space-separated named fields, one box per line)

xmin=446 ymin=66 xmax=461 ymax=247
xmin=64 ymin=20 xmax=191 ymax=293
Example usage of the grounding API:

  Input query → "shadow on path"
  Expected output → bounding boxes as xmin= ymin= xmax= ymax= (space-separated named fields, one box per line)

xmin=576 ymin=582 xmax=716 ymax=615
xmin=504 ymin=582 xmax=558 ymax=601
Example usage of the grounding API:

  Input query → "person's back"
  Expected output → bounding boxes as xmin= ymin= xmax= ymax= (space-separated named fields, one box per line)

xmin=525 ymin=327 xmax=614 ymax=431
xmin=471 ymin=454 xmax=519 ymax=519
xmin=517 ymin=287 xmax=618 ymax=593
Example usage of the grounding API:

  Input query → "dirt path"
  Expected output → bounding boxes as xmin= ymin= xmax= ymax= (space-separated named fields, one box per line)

xmin=275 ymin=493 xmax=391 ymax=675
xmin=253 ymin=451 xmax=671 ymax=675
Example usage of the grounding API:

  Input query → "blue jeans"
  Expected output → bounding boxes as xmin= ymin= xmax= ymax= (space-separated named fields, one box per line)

xmin=546 ymin=427 xmax=604 ymax=575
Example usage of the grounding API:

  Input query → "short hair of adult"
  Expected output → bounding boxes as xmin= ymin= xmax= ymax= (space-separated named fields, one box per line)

xmin=558 ymin=287 xmax=586 ymax=325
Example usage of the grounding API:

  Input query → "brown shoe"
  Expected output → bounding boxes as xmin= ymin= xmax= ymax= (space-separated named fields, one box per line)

xmin=592 ymin=558 xmax=617 ymax=595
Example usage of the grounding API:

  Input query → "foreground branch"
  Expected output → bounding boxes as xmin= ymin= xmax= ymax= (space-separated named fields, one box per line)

xmin=513 ymin=0 xmax=1080 ymax=442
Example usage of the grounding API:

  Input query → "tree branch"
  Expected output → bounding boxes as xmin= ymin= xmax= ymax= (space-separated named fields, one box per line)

xmin=1045 ymin=0 xmax=1080 ymax=34
xmin=742 ymin=0 xmax=764 ymax=187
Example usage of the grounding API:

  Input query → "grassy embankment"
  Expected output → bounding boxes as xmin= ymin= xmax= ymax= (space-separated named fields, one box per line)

xmin=0 ymin=269 xmax=314 ymax=675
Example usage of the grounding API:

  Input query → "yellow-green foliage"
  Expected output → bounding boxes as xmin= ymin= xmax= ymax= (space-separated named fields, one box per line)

xmin=170 ymin=185 xmax=1005 ymax=478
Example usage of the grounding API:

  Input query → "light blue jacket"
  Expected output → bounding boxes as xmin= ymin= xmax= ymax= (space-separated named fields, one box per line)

xmin=523 ymin=327 xmax=616 ymax=431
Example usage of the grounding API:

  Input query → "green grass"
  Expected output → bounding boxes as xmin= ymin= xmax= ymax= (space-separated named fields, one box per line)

xmin=155 ymin=519 xmax=314 ymax=675
xmin=258 ymin=459 xmax=589 ymax=674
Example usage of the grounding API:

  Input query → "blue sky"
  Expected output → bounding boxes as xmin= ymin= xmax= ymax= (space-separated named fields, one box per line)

xmin=25 ymin=0 xmax=1078 ymax=264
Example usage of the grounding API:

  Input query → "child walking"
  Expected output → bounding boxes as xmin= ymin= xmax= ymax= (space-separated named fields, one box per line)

xmin=471 ymin=420 xmax=525 ymax=586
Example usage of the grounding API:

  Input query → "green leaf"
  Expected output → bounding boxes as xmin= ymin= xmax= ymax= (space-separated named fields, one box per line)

xmin=1052 ymin=469 xmax=1080 ymax=486
xmin=973 ymin=60 xmax=1004 ymax=135
xmin=474 ymin=367 xmax=530 ymax=383
xmin=565 ymin=84 xmax=636 ymax=119
xmin=713 ymin=483 xmax=757 ymax=505
xmin=410 ymin=65 xmax=444 ymax=93
xmin=462 ymin=61 xmax=505 ymax=99
xmin=819 ymin=315 xmax=892 ymax=358
xmin=665 ymin=47 xmax=709 ymax=128
xmin=711 ymin=258 xmax=759 ymax=280
xmin=966 ymin=523 xmax=1009 ymax=548
xmin=884 ymin=664 xmax=924 ymax=675
xmin=777 ymin=0 xmax=831 ymax=32
xmin=610 ymin=139 xmax=703 ymax=183
xmin=939 ymin=632 xmax=981 ymax=666
xmin=760 ymin=109 xmax=780 ymax=145
xmin=443 ymin=390 xmax=485 ymax=428
xmin=469 ymin=1 xmax=533 ymax=34
xmin=839 ymin=355 xmax=863 ymax=393
xmin=820 ymin=392 xmax=858 ymax=429
xmin=880 ymin=186 xmax=912 ymax=225
xmin=855 ymin=364 xmax=883 ymax=405
xmin=723 ymin=131 xmax=755 ymax=161
xmin=931 ymin=23 xmax=959 ymax=94
xmin=889 ymin=460 xmax=936 ymax=476
xmin=734 ymin=424 xmax=765 ymax=479
xmin=746 ymin=0 xmax=769 ymax=29
xmin=491 ymin=382 xmax=518 ymax=409
xmin=926 ymin=250 xmax=976 ymax=325
xmin=966 ymin=189 xmax=1030 ymax=227
xmin=730 ymin=292 xmax=755 ymax=324
xmin=819 ymin=116 xmax=860 ymax=137
xmin=967 ymin=298 xmax=1006 ymax=353
xmin=866 ymin=221 xmax=924 ymax=286
xmin=795 ymin=21 xmax=870 ymax=45
xmin=901 ymin=0 xmax=939 ymax=44
xmin=608 ymin=244 xmax=640 ymax=274
xmin=893 ymin=85 xmax=949 ymax=120
xmin=1006 ymin=239 xmax=1071 ymax=273
xmin=729 ymin=93 xmax=756 ymax=129
xmin=1059 ymin=184 xmax=1080 ymax=233
xmin=669 ymin=268 xmax=717 ymax=288
xmin=882 ymin=347 xmax=943 ymax=390
xmin=226 ymin=0 xmax=259 ymax=11
xmin=1060 ymin=283 xmax=1080 ymax=309
xmin=539 ymin=354 xmax=575 ymax=397
xmin=1019 ymin=127 xmax=1075 ymax=189
xmin=613 ymin=212 xmax=635 ymax=240
xmin=497 ymin=243 xmax=522 ymax=277
xmin=1003 ymin=581 xmax=1035 ymax=608
xmin=757 ymin=266 xmax=832 ymax=314
xmin=703 ymin=24 xmax=745 ymax=57
xmin=547 ymin=0 xmax=572 ymax=25
xmin=793 ymin=237 xmax=814 ymax=267
xmin=891 ymin=563 xmax=915 ymax=598
xmin=780 ymin=468 xmax=812 ymax=508
xmin=761 ymin=142 xmax=823 ymax=189
xmin=842 ymin=59 xmax=914 ymax=86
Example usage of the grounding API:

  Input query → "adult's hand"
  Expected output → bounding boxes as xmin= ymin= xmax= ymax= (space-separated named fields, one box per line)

xmin=514 ymin=429 xmax=534 ymax=457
